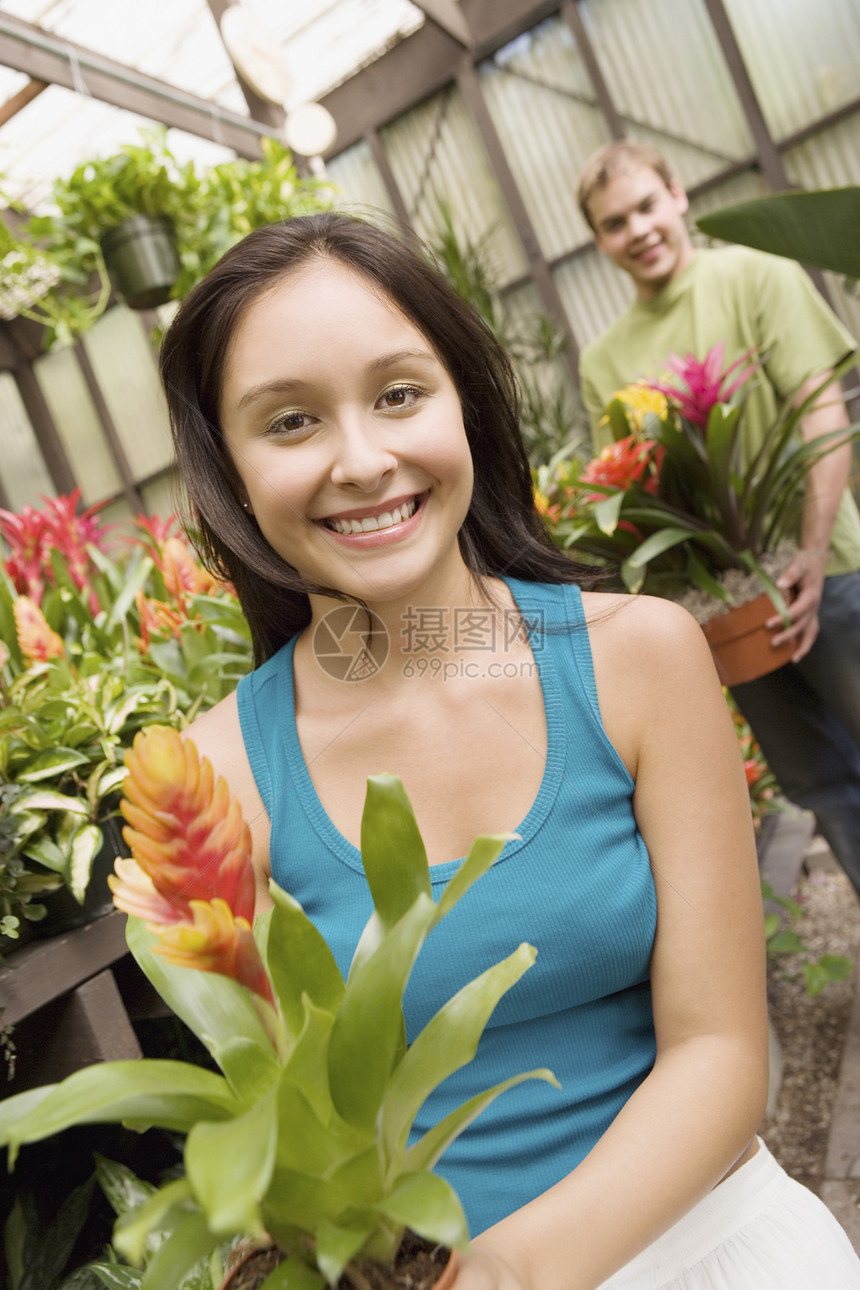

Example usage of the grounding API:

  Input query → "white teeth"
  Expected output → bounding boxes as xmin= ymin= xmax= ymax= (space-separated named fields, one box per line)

xmin=326 ymin=498 xmax=418 ymax=536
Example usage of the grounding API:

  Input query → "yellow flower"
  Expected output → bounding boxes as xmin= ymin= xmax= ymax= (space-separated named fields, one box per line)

xmin=601 ymin=382 xmax=669 ymax=434
xmin=13 ymin=596 xmax=65 ymax=661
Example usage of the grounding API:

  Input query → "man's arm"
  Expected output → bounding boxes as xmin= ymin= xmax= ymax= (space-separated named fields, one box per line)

xmin=767 ymin=370 xmax=853 ymax=660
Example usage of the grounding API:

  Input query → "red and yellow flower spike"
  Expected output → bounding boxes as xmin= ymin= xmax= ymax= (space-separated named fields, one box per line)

xmin=109 ymin=726 xmax=274 ymax=1009
xmin=117 ymin=726 xmax=256 ymax=923
xmin=14 ymin=595 xmax=65 ymax=661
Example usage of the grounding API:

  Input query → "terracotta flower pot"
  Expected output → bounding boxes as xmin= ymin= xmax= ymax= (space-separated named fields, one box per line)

xmin=701 ymin=592 xmax=795 ymax=686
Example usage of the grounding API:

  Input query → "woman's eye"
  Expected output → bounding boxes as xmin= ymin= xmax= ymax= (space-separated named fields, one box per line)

xmin=379 ymin=384 xmax=424 ymax=410
xmin=266 ymin=410 xmax=314 ymax=436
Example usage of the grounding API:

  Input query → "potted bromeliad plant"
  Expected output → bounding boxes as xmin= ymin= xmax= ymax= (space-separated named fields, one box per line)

xmin=0 ymin=727 xmax=555 ymax=1289
xmin=542 ymin=345 xmax=860 ymax=684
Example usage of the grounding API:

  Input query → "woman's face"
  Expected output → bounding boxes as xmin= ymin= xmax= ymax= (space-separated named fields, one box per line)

xmin=219 ymin=259 xmax=474 ymax=610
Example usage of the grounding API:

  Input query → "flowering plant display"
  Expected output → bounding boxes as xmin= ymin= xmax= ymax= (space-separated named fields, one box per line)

xmin=0 ymin=728 xmax=555 ymax=1289
xmin=0 ymin=495 xmax=253 ymax=943
xmin=545 ymin=346 xmax=860 ymax=617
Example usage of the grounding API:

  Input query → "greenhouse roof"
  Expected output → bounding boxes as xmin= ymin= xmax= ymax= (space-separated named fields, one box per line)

xmin=0 ymin=0 xmax=430 ymax=211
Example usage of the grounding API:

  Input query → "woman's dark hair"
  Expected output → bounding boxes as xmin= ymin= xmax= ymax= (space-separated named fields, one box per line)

xmin=159 ymin=211 xmax=595 ymax=664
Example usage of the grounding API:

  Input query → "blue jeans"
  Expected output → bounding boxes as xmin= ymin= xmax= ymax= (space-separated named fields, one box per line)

xmin=730 ymin=571 xmax=860 ymax=895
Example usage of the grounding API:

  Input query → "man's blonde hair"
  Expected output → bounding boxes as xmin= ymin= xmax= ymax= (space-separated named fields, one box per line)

xmin=578 ymin=141 xmax=675 ymax=231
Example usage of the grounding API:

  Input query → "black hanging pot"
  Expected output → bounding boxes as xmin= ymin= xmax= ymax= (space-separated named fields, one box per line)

xmin=100 ymin=213 xmax=180 ymax=309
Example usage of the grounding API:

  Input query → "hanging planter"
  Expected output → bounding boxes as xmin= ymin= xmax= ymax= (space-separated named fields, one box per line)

xmin=99 ymin=213 xmax=180 ymax=309
xmin=701 ymin=592 xmax=796 ymax=686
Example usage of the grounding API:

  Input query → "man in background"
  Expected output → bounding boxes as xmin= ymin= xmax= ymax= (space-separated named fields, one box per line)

xmin=577 ymin=140 xmax=860 ymax=887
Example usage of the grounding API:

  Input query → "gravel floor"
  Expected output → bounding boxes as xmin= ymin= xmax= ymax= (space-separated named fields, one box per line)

xmin=760 ymin=854 xmax=860 ymax=1193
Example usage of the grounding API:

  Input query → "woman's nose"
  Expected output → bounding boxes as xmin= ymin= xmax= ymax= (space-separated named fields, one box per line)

xmin=330 ymin=419 xmax=398 ymax=492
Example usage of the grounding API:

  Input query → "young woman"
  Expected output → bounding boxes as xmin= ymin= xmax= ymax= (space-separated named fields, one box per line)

xmin=159 ymin=212 xmax=860 ymax=1290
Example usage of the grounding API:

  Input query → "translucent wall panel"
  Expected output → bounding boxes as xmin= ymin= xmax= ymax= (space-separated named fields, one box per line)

xmin=34 ymin=347 xmax=123 ymax=506
xmin=578 ymin=0 xmax=754 ymax=187
xmin=82 ymin=306 xmax=174 ymax=483
xmin=553 ymin=248 xmax=634 ymax=352
xmin=722 ymin=0 xmax=860 ymax=140
xmin=784 ymin=112 xmax=860 ymax=347
xmin=479 ymin=15 xmax=612 ymax=260
xmin=0 ymin=373 xmax=54 ymax=510
xmin=326 ymin=138 xmax=396 ymax=224
xmin=142 ymin=469 xmax=183 ymax=524
xmin=381 ymin=87 xmax=527 ymax=285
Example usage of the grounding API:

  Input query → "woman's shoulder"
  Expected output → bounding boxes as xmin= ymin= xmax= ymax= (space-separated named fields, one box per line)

xmin=581 ymin=591 xmax=718 ymax=693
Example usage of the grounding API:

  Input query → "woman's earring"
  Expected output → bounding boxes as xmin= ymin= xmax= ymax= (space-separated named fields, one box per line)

xmin=242 ymin=501 xmax=249 ymax=511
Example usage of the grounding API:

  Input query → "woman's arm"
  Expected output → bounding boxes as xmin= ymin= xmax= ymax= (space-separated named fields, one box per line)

xmin=456 ymin=596 xmax=769 ymax=1290
xmin=182 ymin=691 xmax=274 ymax=915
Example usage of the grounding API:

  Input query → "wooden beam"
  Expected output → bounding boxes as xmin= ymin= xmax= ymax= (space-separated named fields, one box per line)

xmin=0 ymin=76 xmax=47 ymax=127
xmin=0 ymin=11 xmax=268 ymax=158
xmin=411 ymin=0 xmax=475 ymax=48
xmin=205 ymin=0 xmax=286 ymax=132
xmin=74 ymin=340 xmax=145 ymax=514
xmin=0 ymin=911 xmax=130 ymax=1028
xmin=456 ymin=57 xmax=581 ymax=378
xmin=561 ymin=2 xmax=625 ymax=140
xmin=322 ymin=0 xmax=561 ymax=156
xmin=700 ymin=0 xmax=789 ymax=193
xmin=5 ymin=328 xmax=78 ymax=496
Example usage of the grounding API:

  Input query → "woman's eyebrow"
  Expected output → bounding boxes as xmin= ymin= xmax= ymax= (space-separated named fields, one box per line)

xmin=235 ymin=350 xmax=437 ymax=411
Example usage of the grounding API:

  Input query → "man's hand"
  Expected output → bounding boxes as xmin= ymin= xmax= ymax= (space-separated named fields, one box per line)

xmin=766 ymin=547 xmax=828 ymax=660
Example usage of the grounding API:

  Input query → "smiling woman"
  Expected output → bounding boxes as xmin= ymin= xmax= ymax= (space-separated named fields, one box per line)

xmin=155 ymin=212 xmax=860 ymax=1290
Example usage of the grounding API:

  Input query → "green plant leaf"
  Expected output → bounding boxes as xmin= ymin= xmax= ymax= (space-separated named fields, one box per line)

xmin=315 ymin=1219 xmax=372 ymax=1286
xmin=625 ymin=526 xmax=697 ymax=568
xmin=1 ymin=1061 xmax=241 ymax=1164
xmin=258 ymin=1256 xmax=325 ymax=1290
xmin=434 ymin=834 xmax=510 ymax=922
xmin=359 ymin=774 xmax=431 ymax=935
xmin=13 ymin=789 xmax=89 ymax=814
xmin=17 ymin=748 xmax=90 ymax=781
xmin=327 ymin=895 xmax=436 ymax=1131
xmin=802 ymin=953 xmax=853 ymax=996
xmin=696 ymin=187 xmax=860 ymax=278
xmin=127 ymin=917 xmax=274 ymax=1062
xmin=406 ymin=1068 xmax=559 ymax=1174
xmin=605 ymin=397 xmax=633 ymax=441
xmin=139 ymin=1211 xmax=218 ymax=1290
xmin=374 ymin=1171 xmax=468 ymax=1251
xmin=210 ymin=1035 xmax=280 ymax=1105
xmin=83 ymin=1265 xmax=145 ymax=1289
xmin=94 ymin=1154 xmax=156 ymax=1218
xmin=68 ymin=822 xmax=102 ymax=901
xmin=186 ymin=1089 xmax=278 ymax=1236
xmin=265 ymin=884 xmax=344 ymax=1042
xmin=113 ymin=1177 xmax=193 ymax=1266
xmin=381 ymin=943 xmax=537 ymax=1171
xmin=593 ymin=490 xmax=625 ymax=536
xmin=766 ymin=929 xmax=805 ymax=956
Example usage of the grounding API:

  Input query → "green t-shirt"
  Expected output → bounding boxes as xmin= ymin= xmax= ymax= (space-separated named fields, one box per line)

xmin=579 ymin=246 xmax=860 ymax=574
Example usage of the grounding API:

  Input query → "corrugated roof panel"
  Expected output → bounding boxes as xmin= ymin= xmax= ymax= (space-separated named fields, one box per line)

xmin=326 ymin=138 xmax=396 ymax=221
xmin=784 ymin=111 xmax=860 ymax=190
xmin=0 ymin=370 xmax=54 ymax=508
xmin=578 ymin=0 xmax=754 ymax=187
xmin=380 ymin=85 xmax=528 ymax=285
xmin=479 ymin=14 xmax=612 ymax=261
xmin=721 ymin=0 xmax=860 ymax=141
xmin=553 ymin=246 xmax=633 ymax=352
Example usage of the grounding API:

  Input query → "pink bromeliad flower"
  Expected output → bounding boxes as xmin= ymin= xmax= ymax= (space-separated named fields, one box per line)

xmin=647 ymin=342 xmax=758 ymax=430
xmin=0 ymin=489 xmax=110 ymax=616
xmin=109 ymin=726 xmax=274 ymax=1009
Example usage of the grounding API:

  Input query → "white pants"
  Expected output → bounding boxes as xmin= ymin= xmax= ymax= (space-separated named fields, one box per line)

xmin=598 ymin=1140 xmax=860 ymax=1289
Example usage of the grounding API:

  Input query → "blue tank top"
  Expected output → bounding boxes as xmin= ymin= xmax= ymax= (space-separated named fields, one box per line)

xmin=237 ymin=578 xmax=657 ymax=1235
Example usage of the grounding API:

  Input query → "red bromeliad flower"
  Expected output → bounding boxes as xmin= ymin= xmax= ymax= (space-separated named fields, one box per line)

xmin=109 ymin=726 xmax=272 ymax=1007
xmin=648 ymin=341 xmax=757 ymax=431
xmin=0 ymin=490 xmax=110 ymax=615
xmin=13 ymin=595 xmax=65 ymax=661
xmin=580 ymin=435 xmax=663 ymax=501
xmin=744 ymin=758 xmax=763 ymax=787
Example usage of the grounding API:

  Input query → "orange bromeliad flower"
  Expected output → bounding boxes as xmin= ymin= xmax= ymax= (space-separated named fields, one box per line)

xmin=14 ymin=595 xmax=65 ymax=661
xmin=580 ymin=435 xmax=663 ymax=500
xmin=109 ymin=726 xmax=273 ymax=1006
xmin=161 ymin=537 xmax=221 ymax=605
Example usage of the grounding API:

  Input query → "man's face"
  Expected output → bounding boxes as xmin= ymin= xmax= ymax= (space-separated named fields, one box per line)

xmin=588 ymin=165 xmax=693 ymax=300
